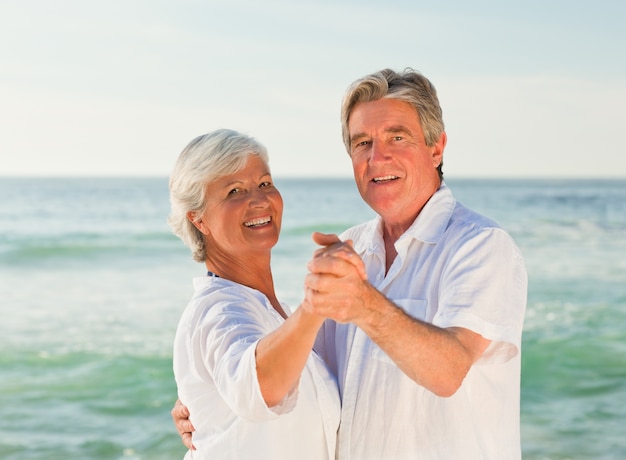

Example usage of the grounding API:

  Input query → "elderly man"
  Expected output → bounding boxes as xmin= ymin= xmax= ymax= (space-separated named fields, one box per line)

xmin=304 ymin=68 xmax=527 ymax=459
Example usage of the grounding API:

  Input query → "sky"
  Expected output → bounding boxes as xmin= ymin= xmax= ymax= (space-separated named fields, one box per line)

xmin=1 ymin=0 xmax=625 ymax=178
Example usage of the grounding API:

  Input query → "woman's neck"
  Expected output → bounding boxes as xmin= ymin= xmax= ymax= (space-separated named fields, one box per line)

xmin=205 ymin=253 xmax=286 ymax=318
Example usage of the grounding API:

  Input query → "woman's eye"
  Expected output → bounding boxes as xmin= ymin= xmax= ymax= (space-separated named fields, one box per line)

xmin=260 ymin=181 xmax=272 ymax=188
xmin=228 ymin=188 xmax=240 ymax=195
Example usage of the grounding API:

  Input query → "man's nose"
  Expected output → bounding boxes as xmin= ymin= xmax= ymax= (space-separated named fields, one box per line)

xmin=368 ymin=140 xmax=391 ymax=164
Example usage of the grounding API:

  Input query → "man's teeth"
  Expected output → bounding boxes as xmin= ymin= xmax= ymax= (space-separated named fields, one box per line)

xmin=244 ymin=217 xmax=271 ymax=227
xmin=373 ymin=175 xmax=398 ymax=182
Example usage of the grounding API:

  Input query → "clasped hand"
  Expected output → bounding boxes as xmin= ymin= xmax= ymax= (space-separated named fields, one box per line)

xmin=302 ymin=232 xmax=371 ymax=324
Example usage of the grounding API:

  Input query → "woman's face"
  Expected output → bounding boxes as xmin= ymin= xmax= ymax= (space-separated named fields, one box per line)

xmin=192 ymin=155 xmax=283 ymax=258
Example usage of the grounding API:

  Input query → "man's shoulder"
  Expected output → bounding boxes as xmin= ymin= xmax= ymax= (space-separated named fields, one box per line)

xmin=451 ymin=201 xmax=502 ymax=231
xmin=446 ymin=202 xmax=523 ymax=259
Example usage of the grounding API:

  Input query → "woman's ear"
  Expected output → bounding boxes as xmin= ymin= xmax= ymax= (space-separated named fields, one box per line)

xmin=187 ymin=211 xmax=208 ymax=234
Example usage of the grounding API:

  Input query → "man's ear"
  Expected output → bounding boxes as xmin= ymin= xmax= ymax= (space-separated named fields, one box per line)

xmin=432 ymin=131 xmax=446 ymax=168
xmin=187 ymin=211 xmax=208 ymax=235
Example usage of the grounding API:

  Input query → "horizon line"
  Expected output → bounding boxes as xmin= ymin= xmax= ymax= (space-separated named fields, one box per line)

xmin=2 ymin=174 xmax=626 ymax=181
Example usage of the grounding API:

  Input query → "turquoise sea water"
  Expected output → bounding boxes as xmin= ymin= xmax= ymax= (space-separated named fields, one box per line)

xmin=0 ymin=177 xmax=625 ymax=459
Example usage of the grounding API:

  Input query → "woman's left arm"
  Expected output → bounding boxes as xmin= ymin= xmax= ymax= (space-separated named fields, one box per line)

xmin=255 ymin=307 xmax=325 ymax=407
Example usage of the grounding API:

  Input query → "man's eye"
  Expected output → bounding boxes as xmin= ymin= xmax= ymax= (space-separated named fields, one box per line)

xmin=260 ymin=181 xmax=272 ymax=188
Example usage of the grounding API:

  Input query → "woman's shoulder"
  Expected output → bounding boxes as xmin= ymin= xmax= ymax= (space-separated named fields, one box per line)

xmin=187 ymin=277 xmax=280 ymax=327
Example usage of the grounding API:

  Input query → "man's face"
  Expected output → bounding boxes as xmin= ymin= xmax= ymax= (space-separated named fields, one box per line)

xmin=347 ymin=97 xmax=445 ymax=230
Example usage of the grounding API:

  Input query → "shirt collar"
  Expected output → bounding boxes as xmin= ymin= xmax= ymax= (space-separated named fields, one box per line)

xmin=404 ymin=181 xmax=456 ymax=244
xmin=362 ymin=182 xmax=456 ymax=254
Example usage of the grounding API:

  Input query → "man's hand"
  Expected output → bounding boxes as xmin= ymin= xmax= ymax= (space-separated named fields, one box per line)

xmin=309 ymin=232 xmax=367 ymax=280
xmin=171 ymin=399 xmax=196 ymax=451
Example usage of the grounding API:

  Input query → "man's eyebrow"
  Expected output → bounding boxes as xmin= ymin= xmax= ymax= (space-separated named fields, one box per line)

xmin=349 ymin=132 xmax=369 ymax=144
xmin=386 ymin=125 xmax=412 ymax=135
xmin=350 ymin=126 xmax=412 ymax=144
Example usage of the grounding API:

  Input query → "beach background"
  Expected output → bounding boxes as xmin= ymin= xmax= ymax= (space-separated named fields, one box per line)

xmin=1 ymin=3 xmax=625 ymax=458
xmin=0 ymin=176 xmax=625 ymax=459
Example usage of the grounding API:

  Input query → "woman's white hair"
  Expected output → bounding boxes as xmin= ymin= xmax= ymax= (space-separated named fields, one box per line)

xmin=168 ymin=129 xmax=269 ymax=262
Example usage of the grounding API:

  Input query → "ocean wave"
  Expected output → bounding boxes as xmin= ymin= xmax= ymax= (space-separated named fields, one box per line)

xmin=0 ymin=231 xmax=184 ymax=265
xmin=281 ymin=221 xmax=361 ymax=237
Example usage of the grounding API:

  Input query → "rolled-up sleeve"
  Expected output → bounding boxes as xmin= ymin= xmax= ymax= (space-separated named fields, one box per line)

xmin=435 ymin=227 xmax=528 ymax=364
xmin=191 ymin=294 xmax=298 ymax=422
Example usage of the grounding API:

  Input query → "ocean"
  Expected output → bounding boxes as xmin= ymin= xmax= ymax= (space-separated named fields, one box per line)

xmin=1 ymin=177 xmax=625 ymax=459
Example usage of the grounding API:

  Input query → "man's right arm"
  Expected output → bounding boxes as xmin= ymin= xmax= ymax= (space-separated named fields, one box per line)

xmin=303 ymin=233 xmax=491 ymax=397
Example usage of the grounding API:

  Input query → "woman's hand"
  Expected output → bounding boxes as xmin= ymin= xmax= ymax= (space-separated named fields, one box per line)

xmin=171 ymin=399 xmax=196 ymax=451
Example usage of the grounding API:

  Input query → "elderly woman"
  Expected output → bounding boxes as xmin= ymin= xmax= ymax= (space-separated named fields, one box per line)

xmin=168 ymin=129 xmax=340 ymax=459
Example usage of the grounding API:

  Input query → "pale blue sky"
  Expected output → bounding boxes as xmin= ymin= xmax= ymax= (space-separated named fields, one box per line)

xmin=1 ymin=0 xmax=625 ymax=178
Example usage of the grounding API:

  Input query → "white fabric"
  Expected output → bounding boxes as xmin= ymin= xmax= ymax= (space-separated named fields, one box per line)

xmin=315 ymin=182 xmax=527 ymax=460
xmin=173 ymin=276 xmax=340 ymax=460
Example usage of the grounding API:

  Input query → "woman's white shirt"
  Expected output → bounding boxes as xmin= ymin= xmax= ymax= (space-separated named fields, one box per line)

xmin=173 ymin=276 xmax=340 ymax=460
